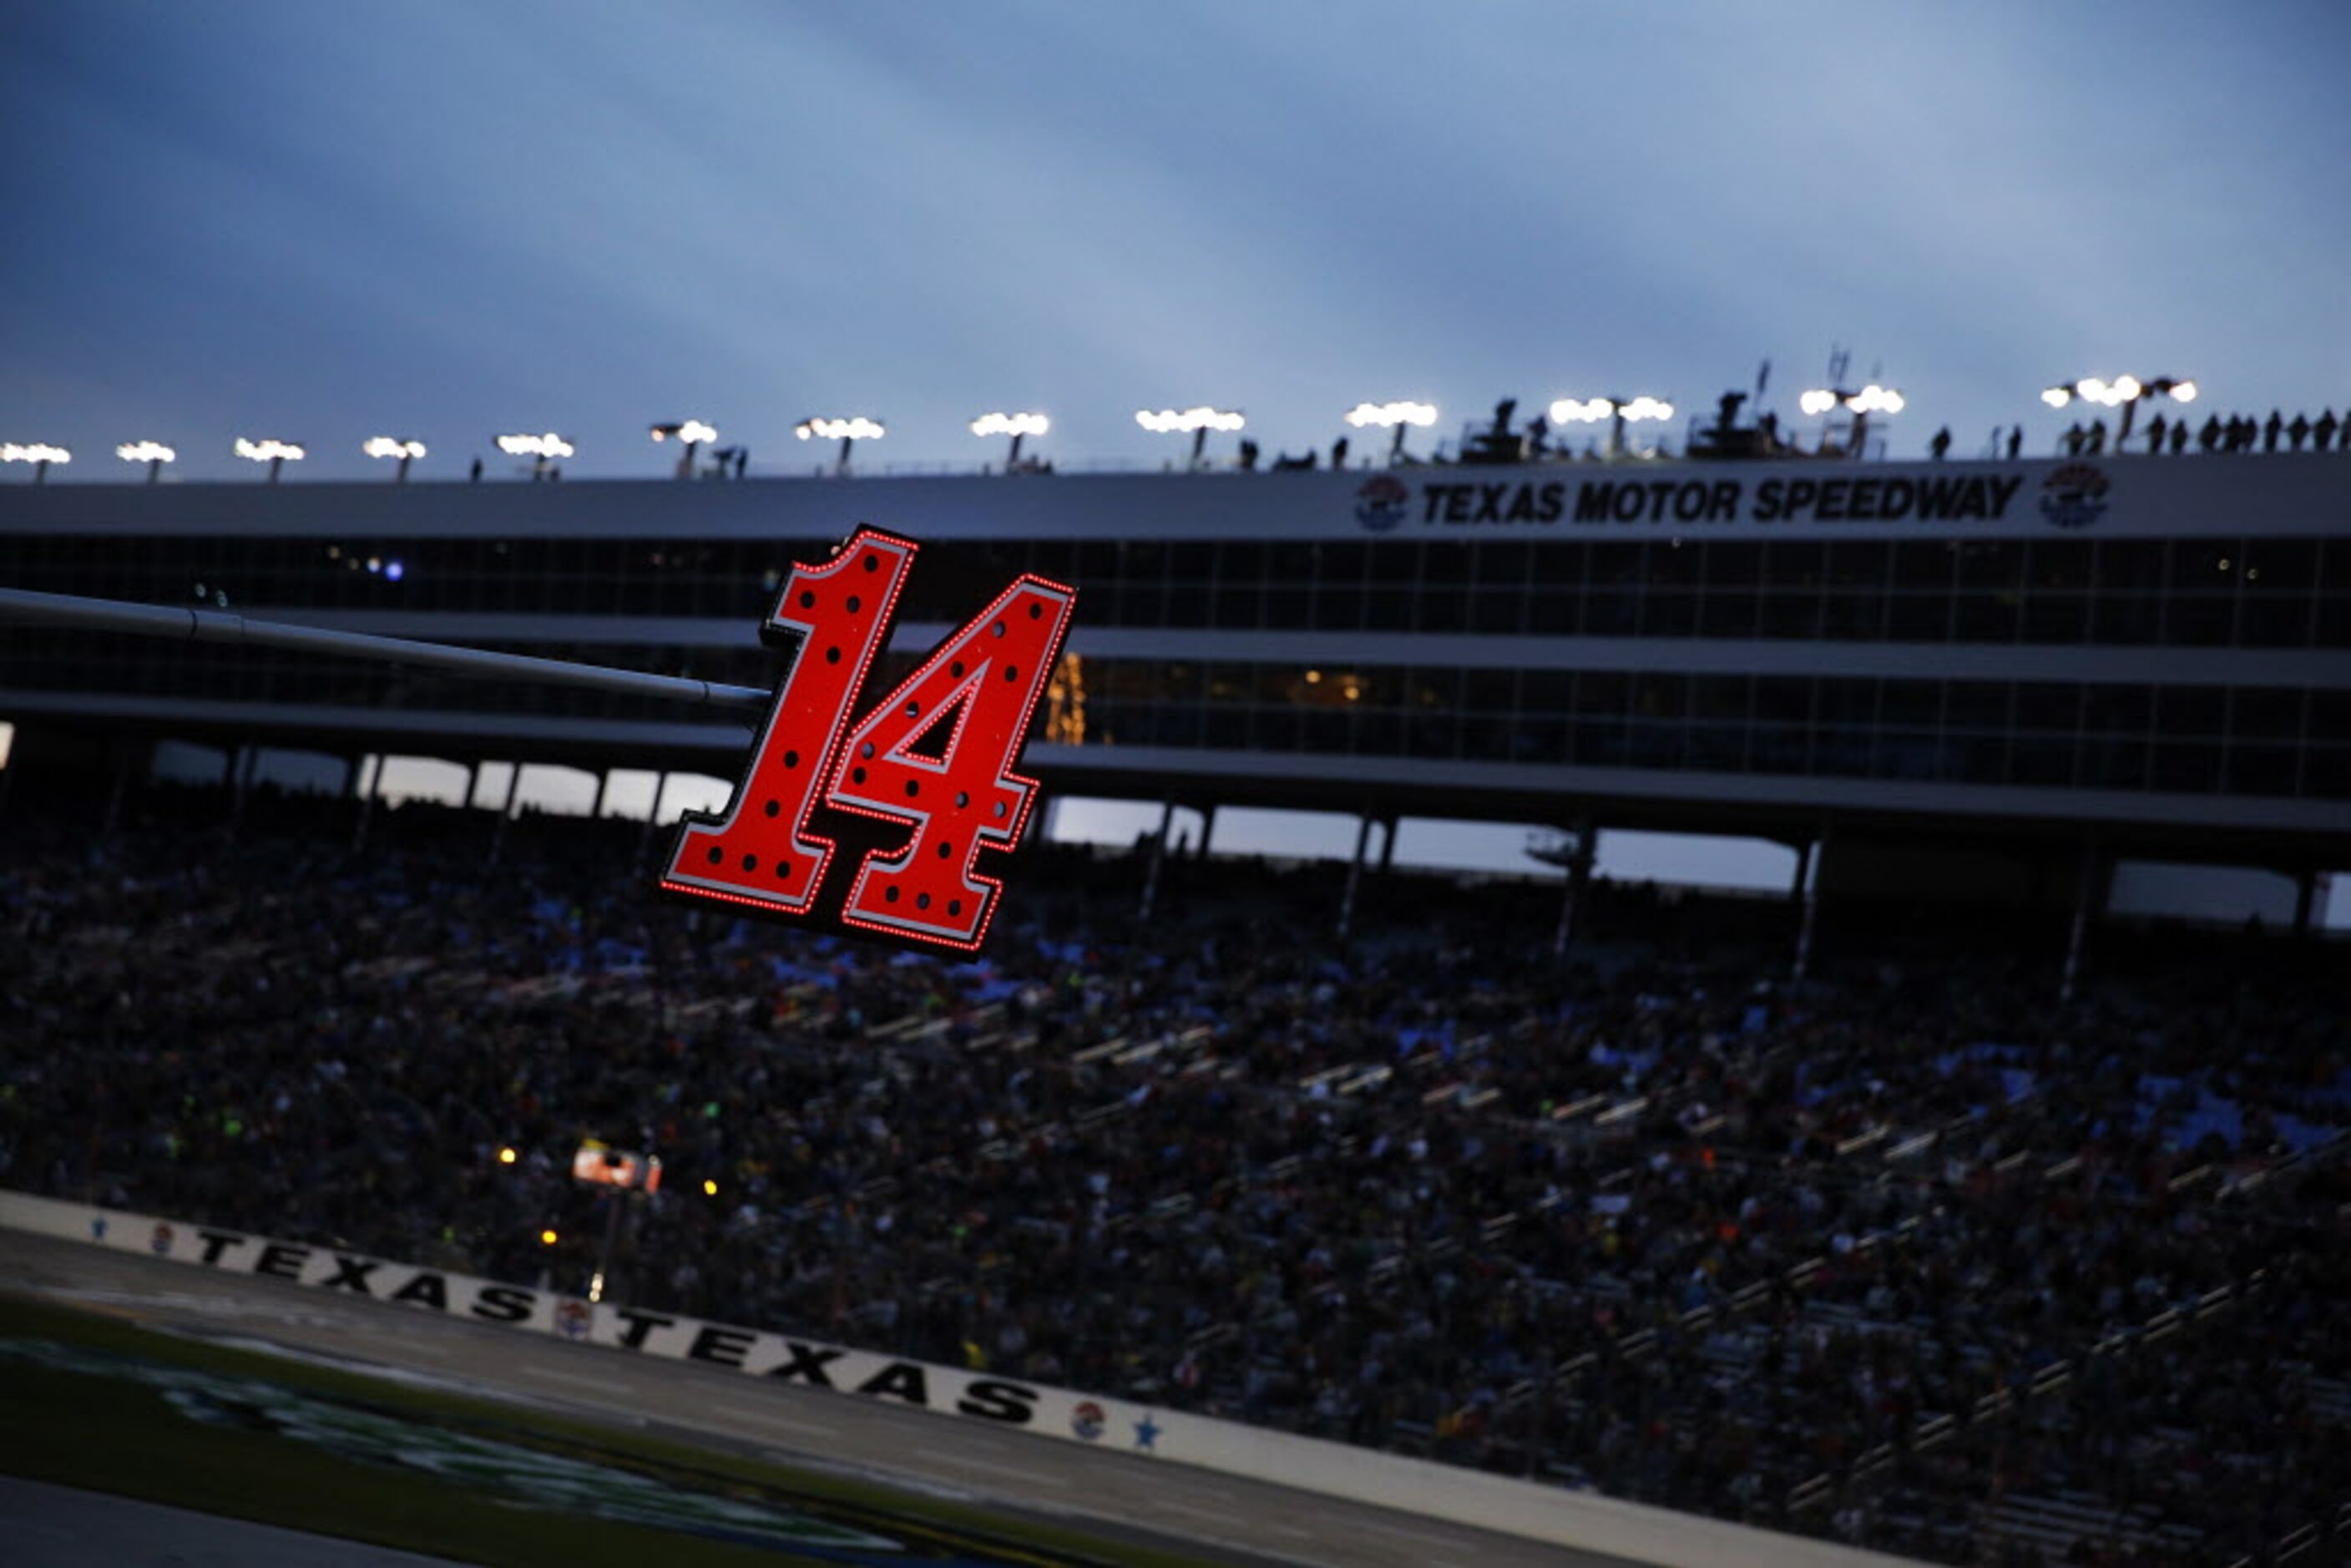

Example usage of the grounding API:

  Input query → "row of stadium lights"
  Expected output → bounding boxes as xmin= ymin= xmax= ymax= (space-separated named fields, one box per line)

xmin=1 ymin=377 xmax=2197 ymax=481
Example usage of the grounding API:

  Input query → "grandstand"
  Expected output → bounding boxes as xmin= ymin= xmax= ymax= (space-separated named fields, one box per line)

xmin=2 ymin=438 xmax=2346 ymax=953
xmin=5 ymin=435 xmax=2350 ymax=1564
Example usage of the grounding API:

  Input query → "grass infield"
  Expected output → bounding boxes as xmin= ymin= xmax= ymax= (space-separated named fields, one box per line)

xmin=0 ymin=1292 xmax=1209 ymax=1566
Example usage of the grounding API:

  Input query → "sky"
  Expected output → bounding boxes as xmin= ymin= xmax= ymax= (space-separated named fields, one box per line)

xmin=4 ymin=1 xmax=2348 ymax=482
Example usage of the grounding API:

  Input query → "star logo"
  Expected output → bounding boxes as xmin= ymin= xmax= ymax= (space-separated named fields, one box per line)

xmin=1132 ymin=1414 xmax=1161 ymax=1451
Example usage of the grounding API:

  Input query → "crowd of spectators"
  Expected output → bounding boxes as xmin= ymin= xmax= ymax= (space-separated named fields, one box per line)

xmin=2060 ymin=409 xmax=2347 ymax=458
xmin=5 ymin=780 xmax=2347 ymax=1565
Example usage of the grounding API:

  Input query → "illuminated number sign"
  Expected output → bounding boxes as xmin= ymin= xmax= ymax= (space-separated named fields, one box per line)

xmin=660 ymin=528 xmax=1076 ymax=953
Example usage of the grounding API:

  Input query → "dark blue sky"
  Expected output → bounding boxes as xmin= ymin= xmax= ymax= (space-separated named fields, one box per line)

xmin=5 ymin=1 xmax=2347 ymax=481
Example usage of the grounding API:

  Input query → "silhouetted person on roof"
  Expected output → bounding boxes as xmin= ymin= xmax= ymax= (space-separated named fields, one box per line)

xmin=1929 ymin=426 xmax=1951 ymax=460
xmin=2063 ymin=422 xmax=2085 ymax=456
xmin=2005 ymin=426 xmax=2022 ymax=460
xmin=1332 ymin=436 xmax=1349 ymax=470
xmin=1491 ymin=398 xmax=1517 ymax=438
xmin=2315 ymin=409 xmax=2340 ymax=450
xmin=2145 ymin=412 xmax=2167 ymax=453
xmin=469 ymin=456 xmax=483 ymax=483
xmin=2086 ymin=419 xmax=2107 ymax=454
xmin=1238 ymin=438 xmax=1260 ymax=472
xmin=2169 ymin=422 xmax=2187 ymax=454
xmin=2264 ymin=410 xmax=2283 ymax=451
xmin=2288 ymin=413 xmax=2311 ymax=450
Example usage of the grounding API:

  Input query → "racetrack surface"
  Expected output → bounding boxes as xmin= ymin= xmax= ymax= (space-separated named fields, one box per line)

xmin=2 ymin=1474 xmax=471 ymax=1568
xmin=1 ymin=1229 xmax=1649 ymax=1568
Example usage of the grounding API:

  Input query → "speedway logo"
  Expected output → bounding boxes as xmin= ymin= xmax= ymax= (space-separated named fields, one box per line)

xmin=2037 ymin=463 xmax=2111 ymax=529
xmin=1353 ymin=474 xmax=1411 ymax=532
xmin=1355 ymin=470 xmax=2039 ymax=530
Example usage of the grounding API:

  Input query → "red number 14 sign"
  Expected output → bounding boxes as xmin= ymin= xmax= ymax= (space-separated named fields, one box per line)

xmin=660 ymin=528 xmax=1076 ymax=953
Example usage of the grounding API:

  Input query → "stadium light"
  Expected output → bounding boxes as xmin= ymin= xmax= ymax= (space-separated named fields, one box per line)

xmin=1135 ymin=405 xmax=1245 ymax=468
xmin=1549 ymin=394 xmax=1676 ymax=458
xmin=2040 ymin=375 xmax=2197 ymax=446
xmin=362 ymin=436 xmax=427 ymax=482
xmin=971 ymin=410 xmax=1049 ymax=470
xmin=498 ymin=1146 xmax=518 ymax=1166
xmin=539 ymin=1228 xmax=559 ymax=1247
xmin=233 ymin=437 xmax=304 ymax=483
xmin=650 ymin=419 xmax=718 ymax=480
xmin=495 ymin=431 xmax=574 ymax=481
xmin=701 ymin=1178 xmax=719 ymax=1197
xmin=3 ymin=443 xmax=71 ymax=483
xmin=796 ymin=415 xmax=884 ymax=475
xmin=1797 ymin=382 xmax=1904 ymax=456
xmin=116 ymin=440 xmax=176 ymax=483
xmin=1343 ymin=400 xmax=1438 ymax=463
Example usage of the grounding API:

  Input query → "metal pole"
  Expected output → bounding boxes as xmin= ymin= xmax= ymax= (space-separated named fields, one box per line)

xmin=590 ymin=1191 xmax=625 ymax=1305
xmin=0 ymin=588 xmax=771 ymax=716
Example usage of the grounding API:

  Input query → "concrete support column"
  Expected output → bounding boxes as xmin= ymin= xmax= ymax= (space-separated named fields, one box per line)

xmin=1139 ymin=800 xmax=1176 ymax=923
xmin=225 ymin=744 xmax=259 ymax=840
xmin=2293 ymin=870 xmax=2318 ymax=938
xmin=1194 ymin=802 xmax=1217 ymax=861
xmin=2059 ymin=839 xmax=2107 ymax=1006
xmin=1551 ymin=818 xmax=1595 ymax=963
xmin=1336 ymin=812 xmax=1377 ymax=943
xmin=589 ymin=769 xmax=610 ymax=821
xmin=1791 ymin=831 xmax=1828 ymax=984
xmin=351 ymin=754 xmax=379 ymax=854
xmin=1376 ymin=815 xmax=1398 ymax=874
xmin=488 ymin=761 xmax=522 ymax=868
xmin=101 ymin=743 xmax=134 ymax=840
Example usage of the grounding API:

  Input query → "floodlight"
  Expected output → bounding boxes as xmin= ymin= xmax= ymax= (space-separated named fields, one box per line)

xmin=1135 ymin=405 xmax=1245 ymax=468
xmin=972 ymin=411 xmax=1049 ymax=469
xmin=233 ymin=438 xmax=304 ymax=482
xmin=3 ymin=443 xmax=71 ymax=481
xmin=795 ymin=416 xmax=884 ymax=474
